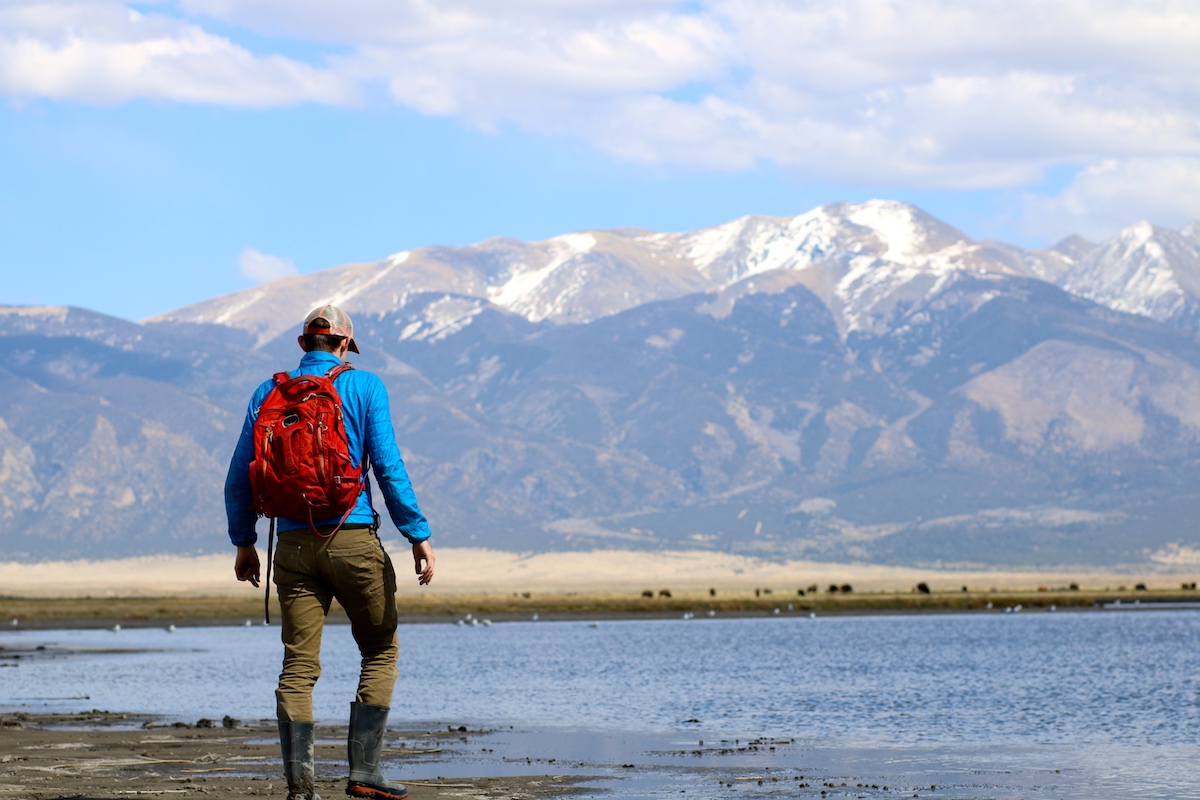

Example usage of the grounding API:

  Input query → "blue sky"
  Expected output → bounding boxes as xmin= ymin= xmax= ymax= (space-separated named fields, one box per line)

xmin=2 ymin=1 xmax=1198 ymax=321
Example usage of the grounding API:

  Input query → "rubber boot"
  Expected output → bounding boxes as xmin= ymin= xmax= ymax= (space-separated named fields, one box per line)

xmin=346 ymin=702 xmax=408 ymax=799
xmin=279 ymin=720 xmax=322 ymax=800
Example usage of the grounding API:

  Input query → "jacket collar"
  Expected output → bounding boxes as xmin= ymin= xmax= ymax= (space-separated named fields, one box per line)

xmin=298 ymin=350 xmax=344 ymax=371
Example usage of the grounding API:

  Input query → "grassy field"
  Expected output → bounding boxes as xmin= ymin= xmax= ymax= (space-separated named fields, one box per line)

xmin=3 ymin=583 xmax=1199 ymax=628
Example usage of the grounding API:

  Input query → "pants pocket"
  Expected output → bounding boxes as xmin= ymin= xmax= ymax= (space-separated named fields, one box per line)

xmin=273 ymin=540 xmax=310 ymax=589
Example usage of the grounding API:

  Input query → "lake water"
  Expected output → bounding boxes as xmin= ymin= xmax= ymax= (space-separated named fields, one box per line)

xmin=3 ymin=608 xmax=1199 ymax=798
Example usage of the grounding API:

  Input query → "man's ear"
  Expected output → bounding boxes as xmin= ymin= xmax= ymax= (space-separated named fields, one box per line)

xmin=297 ymin=335 xmax=307 ymax=352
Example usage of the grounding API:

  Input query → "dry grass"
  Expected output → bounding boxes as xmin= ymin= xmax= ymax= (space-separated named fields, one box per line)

xmin=3 ymin=584 xmax=1199 ymax=628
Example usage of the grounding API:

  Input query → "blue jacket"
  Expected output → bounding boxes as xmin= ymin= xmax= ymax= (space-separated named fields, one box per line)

xmin=224 ymin=350 xmax=431 ymax=546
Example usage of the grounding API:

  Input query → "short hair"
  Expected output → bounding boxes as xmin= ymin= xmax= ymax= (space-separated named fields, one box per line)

xmin=302 ymin=317 xmax=346 ymax=353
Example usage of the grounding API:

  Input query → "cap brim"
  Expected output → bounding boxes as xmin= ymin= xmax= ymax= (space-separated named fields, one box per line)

xmin=347 ymin=338 xmax=360 ymax=354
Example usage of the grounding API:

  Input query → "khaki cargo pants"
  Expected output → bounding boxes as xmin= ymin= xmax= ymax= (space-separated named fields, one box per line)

xmin=272 ymin=524 xmax=399 ymax=722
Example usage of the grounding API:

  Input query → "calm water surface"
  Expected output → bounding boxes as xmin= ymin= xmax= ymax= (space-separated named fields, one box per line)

xmin=3 ymin=609 xmax=1198 ymax=798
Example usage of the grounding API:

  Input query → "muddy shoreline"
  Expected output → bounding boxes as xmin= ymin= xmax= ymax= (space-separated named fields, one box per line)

xmin=4 ymin=587 xmax=1200 ymax=630
xmin=0 ymin=710 xmax=593 ymax=800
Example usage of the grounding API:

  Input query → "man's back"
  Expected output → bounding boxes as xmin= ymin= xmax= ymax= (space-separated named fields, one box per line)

xmin=226 ymin=349 xmax=430 ymax=544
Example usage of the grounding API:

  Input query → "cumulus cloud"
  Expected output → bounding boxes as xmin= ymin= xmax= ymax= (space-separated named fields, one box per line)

xmin=3 ymin=0 xmax=1200 ymax=190
xmin=0 ymin=1 xmax=357 ymax=106
xmin=238 ymin=247 xmax=298 ymax=284
xmin=1018 ymin=157 xmax=1200 ymax=242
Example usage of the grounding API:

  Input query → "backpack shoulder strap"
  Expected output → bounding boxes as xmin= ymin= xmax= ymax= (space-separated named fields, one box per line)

xmin=272 ymin=371 xmax=292 ymax=386
xmin=326 ymin=362 xmax=354 ymax=381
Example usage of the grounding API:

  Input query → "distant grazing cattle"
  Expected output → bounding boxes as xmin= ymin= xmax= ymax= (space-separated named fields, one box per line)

xmin=642 ymin=590 xmax=654 ymax=598
xmin=916 ymin=582 xmax=931 ymax=594
xmin=659 ymin=589 xmax=672 ymax=598
xmin=807 ymin=584 xmax=819 ymax=593
xmin=1068 ymin=583 xmax=1080 ymax=591
xmin=709 ymin=588 xmax=717 ymax=596
xmin=796 ymin=589 xmax=806 ymax=597
xmin=840 ymin=584 xmax=852 ymax=594
xmin=1135 ymin=583 xmax=1147 ymax=591
xmin=828 ymin=584 xmax=839 ymax=593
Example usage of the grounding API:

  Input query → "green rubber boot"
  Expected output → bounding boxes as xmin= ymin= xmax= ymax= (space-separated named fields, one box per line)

xmin=279 ymin=720 xmax=322 ymax=800
xmin=346 ymin=702 xmax=407 ymax=799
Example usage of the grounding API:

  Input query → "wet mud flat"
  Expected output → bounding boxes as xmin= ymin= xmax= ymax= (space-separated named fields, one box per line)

xmin=0 ymin=711 xmax=590 ymax=800
xmin=0 ymin=710 xmax=1136 ymax=800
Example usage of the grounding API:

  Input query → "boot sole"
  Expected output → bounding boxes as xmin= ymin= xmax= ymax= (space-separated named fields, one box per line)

xmin=346 ymin=782 xmax=407 ymax=800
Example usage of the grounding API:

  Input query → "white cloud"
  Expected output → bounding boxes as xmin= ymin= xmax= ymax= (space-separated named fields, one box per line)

xmin=238 ymin=247 xmax=298 ymax=284
xmin=3 ymin=0 xmax=1200 ymax=188
xmin=0 ymin=1 xmax=357 ymax=106
xmin=1018 ymin=158 xmax=1200 ymax=243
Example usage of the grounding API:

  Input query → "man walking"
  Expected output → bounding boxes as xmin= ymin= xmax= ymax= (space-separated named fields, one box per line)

xmin=226 ymin=305 xmax=433 ymax=800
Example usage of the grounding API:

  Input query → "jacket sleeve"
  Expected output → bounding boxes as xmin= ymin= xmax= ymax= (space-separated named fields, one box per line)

xmin=224 ymin=385 xmax=266 ymax=547
xmin=362 ymin=376 xmax=431 ymax=543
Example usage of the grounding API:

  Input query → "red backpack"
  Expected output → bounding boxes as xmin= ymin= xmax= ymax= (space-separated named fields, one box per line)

xmin=248 ymin=363 xmax=366 ymax=535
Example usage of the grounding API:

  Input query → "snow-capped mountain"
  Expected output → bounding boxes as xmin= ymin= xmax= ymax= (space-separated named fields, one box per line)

xmin=153 ymin=200 xmax=1082 ymax=342
xmin=1060 ymin=222 xmax=1200 ymax=328
xmin=158 ymin=200 xmax=1200 ymax=344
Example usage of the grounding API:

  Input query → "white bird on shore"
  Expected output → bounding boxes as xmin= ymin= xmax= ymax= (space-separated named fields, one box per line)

xmin=112 ymin=624 xmax=121 ymax=633
xmin=166 ymin=625 xmax=175 ymax=633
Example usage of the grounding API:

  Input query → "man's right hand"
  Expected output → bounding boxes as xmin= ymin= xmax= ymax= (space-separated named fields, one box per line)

xmin=235 ymin=546 xmax=261 ymax=588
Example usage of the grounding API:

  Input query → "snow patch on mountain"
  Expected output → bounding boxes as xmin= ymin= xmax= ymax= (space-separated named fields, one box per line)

xmin=488 ymin=233 xmax=596 ymax=319
xmin=398 ymin=296 xmax=485 ymax=342
xmin=314 ymin=260 xmax=400 ymax=311
xmin=843 ymin=200 xmax=927 ymax=263
xmin=212 ymin=287 xmax=269 ymax=326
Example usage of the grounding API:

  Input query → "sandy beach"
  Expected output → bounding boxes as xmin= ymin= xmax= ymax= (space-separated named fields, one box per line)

xmin=0 ymin=546 xmax=1186 ymax=598
xmin=3 ymin=546 xmax=1197 ymax=630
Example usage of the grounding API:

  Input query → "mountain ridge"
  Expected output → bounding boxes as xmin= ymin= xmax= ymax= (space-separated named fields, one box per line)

xmin=152 ymin=200 xmax=1200 ymax=345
